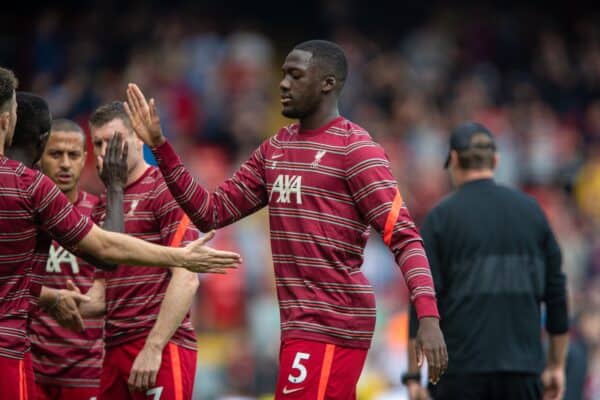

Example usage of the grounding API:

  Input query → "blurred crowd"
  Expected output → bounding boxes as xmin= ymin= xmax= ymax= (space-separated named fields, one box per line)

xmin=4 ymin=2 xmax=600 ymax=399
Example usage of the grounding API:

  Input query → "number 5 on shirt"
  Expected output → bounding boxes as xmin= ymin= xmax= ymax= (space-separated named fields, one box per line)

xmin=288 ymin=352 xmax=310 ymax=383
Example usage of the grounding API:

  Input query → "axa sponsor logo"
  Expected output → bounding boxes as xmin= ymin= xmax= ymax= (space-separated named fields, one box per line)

xmin=271 ymin=174 xmax=302 ymax=204
xmin=46 ymin=246 xmax=79 ymax=274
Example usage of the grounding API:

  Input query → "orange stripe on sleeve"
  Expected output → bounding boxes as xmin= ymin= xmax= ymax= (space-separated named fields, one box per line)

xmin=169 ymin=343 xmax=184 ymax=400
xmin=383 ymin=189 xmax=403 ymax=246
xmin=170 ymin=215 xmax=191 ymax=247
xmin=317 ymin=344 xmax=336 ymax=400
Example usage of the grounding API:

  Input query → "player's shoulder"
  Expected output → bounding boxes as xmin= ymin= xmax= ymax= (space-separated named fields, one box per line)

xmin=0 ymin=156 xmax=39 ymax=182
xmin=2 ymin=158 xmax=50 ymax=195
xmin=494 ymin=183 xmax=545 ymax=215
xmin=332 ymin=118 xmax=379 ymax=149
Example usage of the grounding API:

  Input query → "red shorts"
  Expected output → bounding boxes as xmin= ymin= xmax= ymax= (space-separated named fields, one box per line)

xmin=98 ymin=338 xmax=197 ymax=400
xmin=35 ymin=384 xmax=98 ymax=400
xmin=0 ymin=352 xmax=36 ymax=400
xmin=275 ymin=338 xmax=367 ymax=400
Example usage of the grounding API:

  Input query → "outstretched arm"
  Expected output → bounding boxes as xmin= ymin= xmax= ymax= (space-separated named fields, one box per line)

xmin=124 ymin=83 xmax=268 ymax=231
xmin=75 ymin=224 xmax=240 ymax=273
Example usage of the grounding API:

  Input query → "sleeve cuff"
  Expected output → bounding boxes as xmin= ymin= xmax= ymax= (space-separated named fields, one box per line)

xmin=413 ymin=294 xmax=440 ymax=319
xmin=151 ymin=140 xmax=181 ymax=171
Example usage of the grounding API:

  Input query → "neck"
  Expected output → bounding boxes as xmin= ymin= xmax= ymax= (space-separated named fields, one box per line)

xmin=126 ymin=161 xmax=150 ymax=187
xmin=64 ymin=187 xmax=80 ymax=204
xmin=456 ymin=169 xmax=494 ymax=187
xmin=299 ymin=103 xmax=339 ymax=131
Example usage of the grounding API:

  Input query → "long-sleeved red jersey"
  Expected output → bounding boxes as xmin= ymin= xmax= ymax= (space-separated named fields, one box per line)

xmin=153 ymin=116 xmax=439 ymax=349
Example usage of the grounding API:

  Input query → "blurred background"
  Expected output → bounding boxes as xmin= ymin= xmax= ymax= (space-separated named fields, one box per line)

xmin=2 ymin=1 xmax=600 ymax=398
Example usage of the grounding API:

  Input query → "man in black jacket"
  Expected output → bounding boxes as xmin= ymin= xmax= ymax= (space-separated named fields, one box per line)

xmin=404 ymin=122 xmax=569 ymax=400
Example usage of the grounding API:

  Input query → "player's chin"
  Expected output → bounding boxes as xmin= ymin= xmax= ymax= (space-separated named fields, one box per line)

xmin=281 ymin=106 xmax=302 ymax=119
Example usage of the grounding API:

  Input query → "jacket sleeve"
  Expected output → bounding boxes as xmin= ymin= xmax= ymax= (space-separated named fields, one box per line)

xmin=541 ymin=213 xmax=568 ymax=334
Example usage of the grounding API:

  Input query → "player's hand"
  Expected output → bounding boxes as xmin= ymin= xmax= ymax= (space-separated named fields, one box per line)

xmin=128 ymin=344 xmax=162 ymax=393
xmin=182 ymin=230 xmax=242 ymax=273
xmin=407 ymin=381 xmax=430 ymax=400
xmin=48 ymin=281 xmax=91 ymax=332
xmin=124 ymin=83 xmax=165 ymax=148
xmin=541 ymin=364 xmax=565 ymax=400
xmin=415 ymin=317 xmax=448 ymax=385
xmin=98 ymin=131 xmax=128 ymax=188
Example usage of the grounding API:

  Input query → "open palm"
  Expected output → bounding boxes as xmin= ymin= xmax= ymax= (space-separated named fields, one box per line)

xmin=124 ymin=83 xmax=165 ymax=147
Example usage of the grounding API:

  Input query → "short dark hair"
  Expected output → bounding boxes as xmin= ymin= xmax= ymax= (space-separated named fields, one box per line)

xmin=50 ymin=118 xmax=86 ymax=148
xmin=456 ymin=133 xmax=496 ymax=170
xmin=11 ymin=92 xmax=51 ymax=164
xmin=0 ymin=67 xmax=18 ymax=112
xmin=51 ymin=118 xmax=85 ymax=136
xmin=294 ymin=40 xmax=348 ymax=88
xmin=89 ymin=101 xmax=131 ymax=130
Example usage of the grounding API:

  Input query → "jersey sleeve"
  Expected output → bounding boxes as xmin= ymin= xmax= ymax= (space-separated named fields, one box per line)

xmin=345 ymin=139 xmax=439 ymax=319
xmin=30 ymin=173 xmax=94 ymax=250
xmin=152 ymin=140 xmax=268 ymax=232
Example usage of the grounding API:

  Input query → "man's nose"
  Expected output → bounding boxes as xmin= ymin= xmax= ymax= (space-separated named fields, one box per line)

xmin=59 ymin=154 xmax=71 ymax=168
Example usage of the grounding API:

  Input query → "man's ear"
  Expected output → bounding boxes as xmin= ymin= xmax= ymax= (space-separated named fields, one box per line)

xmin=322 ymin=75 xmax=336 ymax=94
xmin=493 ymin=152 xmax=500 ymax=169
xmin=450 ymin=150 xmax=460 ymax=168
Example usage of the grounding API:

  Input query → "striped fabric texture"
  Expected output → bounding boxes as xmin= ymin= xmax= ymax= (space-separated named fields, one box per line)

xmin=0 ymin=157 xmax=93 ymax=360
xmin=153 ymin=117 xmax=439 ymax=349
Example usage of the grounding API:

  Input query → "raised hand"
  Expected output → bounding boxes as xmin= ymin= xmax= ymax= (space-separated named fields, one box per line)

xmin=415 ymin=317 xmax=448 ymax=385
xmin=182 ymin=230 xmax=242 ymax=273
xmin=124 ymin=83 xmax=165 ymax=148
xmin=99 ymin=132 xmax=128 ymax=189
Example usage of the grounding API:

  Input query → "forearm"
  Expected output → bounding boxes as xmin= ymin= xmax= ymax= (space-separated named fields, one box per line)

xmin=103 ymin=186 xmax=125 ymax=233
xmin=545 ymin=260 xmax=568 ymax=334
xmin=547 ymin=333 xmax=569 ymax=368
xmin=78 ymin=225 xmax=183 ymax=268
xmin=152 ymin=141 xmax=215 ymax=230
xmin=145 ymin=269 xmax=199 ymax=350
xmin=394 ymin=240 xmax=439 ymax=319
xmin=152 ymin=140 xmax=266 ymax=231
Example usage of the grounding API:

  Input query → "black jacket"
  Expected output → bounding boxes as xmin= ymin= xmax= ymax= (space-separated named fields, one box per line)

xmin=410 ymin=179 xmax=568 ymax=374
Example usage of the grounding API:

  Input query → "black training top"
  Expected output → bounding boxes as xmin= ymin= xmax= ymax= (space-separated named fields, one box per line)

xmin=409 ymin=178 xmax=568 ymax=375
